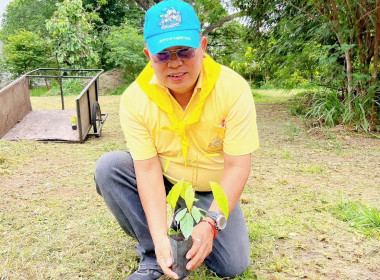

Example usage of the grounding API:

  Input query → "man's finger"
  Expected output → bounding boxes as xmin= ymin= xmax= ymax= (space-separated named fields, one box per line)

xmin=186 ymin=237 xmax=202 ymax=259
xmin=155 ymin=245 xmax=179 ymax=279
xmin=186 ymin=241 xmax=208 ymax=271
xmin=162 ymin=266 xmax=179 ymax=280
xmin=158 ymin=257 xmax=179 ymax=279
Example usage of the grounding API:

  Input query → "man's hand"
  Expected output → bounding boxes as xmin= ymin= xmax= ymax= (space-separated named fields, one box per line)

xmin=185 ymin=220 xmax=215 ymax=271
xmin=155 ymin=236 xmax=179 ymax=279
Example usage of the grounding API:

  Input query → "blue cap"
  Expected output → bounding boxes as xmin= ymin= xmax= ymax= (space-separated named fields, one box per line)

xmin=143 ymin=0 xmax=201 ymax=54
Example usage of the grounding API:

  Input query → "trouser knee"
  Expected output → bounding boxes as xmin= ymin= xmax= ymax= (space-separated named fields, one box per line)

xmin=94 ymin=151 xmax=135 ymax=195
xmin=208 ymin=257 xmax=250 ymax=278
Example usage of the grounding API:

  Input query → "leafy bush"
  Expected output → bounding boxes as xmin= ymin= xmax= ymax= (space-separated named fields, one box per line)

xmin=290 ymin=91 xmax=316 ymax=116
xmin=1 ymin=30 xmax=51 ymax=77
xmin=341 ymin=90 xmax=379 ymax=131
xmin=104 ymin=24 xmax=147 ymax=83
xmin=46 ymin=0 xmax=99 ymax=68
xmin=30 ymin=79 xmax=84 ymax=97
xmin=0 ymin=0 xmax=60 ymax=40
xmin=291 ymin=89 xmax=379 ymax=131
xmin=305 ymin=90 xmax=343 ymax=127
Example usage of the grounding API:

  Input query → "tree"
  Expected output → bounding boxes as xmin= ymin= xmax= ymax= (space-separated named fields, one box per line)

xmin=206 ymin=20 xmax=249 ymax=65
xmin=46 ymin=0 xmax=100 ymax=68
xmin=0 ymin=0 xmax=62 ymax=40
xmin=82 ymin=0 xmax=145 ymax=28
xmin=1 ymin=30 xmax=50 ymax=77
xmin=236 ymin=0 xmax=379 ymax=129
xmin=307 ymin=0 xmax=379 ymax=96
xmin=104 ymin=24 xmax=147 ymax=81
xmin=239 ymin=0 xmax=379 ymax=93
xmin=189 ymin=0 xmax=243 ymax=36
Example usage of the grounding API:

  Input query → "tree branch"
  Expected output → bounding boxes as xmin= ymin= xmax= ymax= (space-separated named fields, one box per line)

xmin=358 ymin=3 xmax=379 ymax=24
xmin=135 ymin=0 xmax=151 ymax=11
xmin=283 ymin=0 xmax=325 ymax=23
xmin=202 ymin=11 xmax=243 ymax=36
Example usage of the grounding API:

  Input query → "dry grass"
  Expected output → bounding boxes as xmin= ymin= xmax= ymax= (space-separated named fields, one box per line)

xmin=1 ymin=93 xmax=379 ymax=280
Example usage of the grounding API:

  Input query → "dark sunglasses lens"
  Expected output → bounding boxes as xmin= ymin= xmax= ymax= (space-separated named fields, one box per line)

xmin=177 ymin=48 xmax=195 ymax=60
xmin=153 ymin=48 xmax=195 ymax=63
xmin=154 ymin=52 xmax=171 ymax=63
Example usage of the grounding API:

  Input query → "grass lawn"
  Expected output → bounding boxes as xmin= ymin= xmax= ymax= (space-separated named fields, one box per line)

xmin=0 ymin=91 xmax=379 ymax=279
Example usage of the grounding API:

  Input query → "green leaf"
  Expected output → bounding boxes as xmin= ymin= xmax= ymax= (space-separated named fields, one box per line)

xmin=209 ymin=181 xmax=229 ymax=219
xmin=175 ymin=208 xmax=187 ymax=222
xmin=185 ymin=184 xmax=195 ymax=212
xmin=340 ymin=43 xmax=355 ymax=52
xmin=180 ymin=213 xmax=194 ymax=239
xmin=191 ymin=206 xmax=202 ymax=223
xmin=166 ymin=180 xmax=184 ymax=210
xmin=180 ymin=181 xmax=192 ymax=199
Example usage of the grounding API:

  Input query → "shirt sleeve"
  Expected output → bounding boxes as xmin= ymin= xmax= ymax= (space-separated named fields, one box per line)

xmin=223 ymin=80 xmax=259 ymax=155
xmin=119 ymin=90 xmax=157 ymax=160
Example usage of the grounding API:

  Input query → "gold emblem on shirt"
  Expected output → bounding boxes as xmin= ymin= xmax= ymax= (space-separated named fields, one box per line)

xmin=208 ymin=135 xmax=223 ymax=149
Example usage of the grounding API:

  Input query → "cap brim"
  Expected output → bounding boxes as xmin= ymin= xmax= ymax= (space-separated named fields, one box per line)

xmin=146 ymin=29 xmax=200 ymax=54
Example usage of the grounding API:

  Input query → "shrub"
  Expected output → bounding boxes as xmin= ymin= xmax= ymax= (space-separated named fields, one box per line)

xmin=1 ymin=30 xmax=50 ymax=77
xmin=46 ymin=0 xmax=100 ymax=69
xmin=104 ymin=24 xmax=147 ymax=84
xmin=291 ymin=89 xmax=379 ymax=131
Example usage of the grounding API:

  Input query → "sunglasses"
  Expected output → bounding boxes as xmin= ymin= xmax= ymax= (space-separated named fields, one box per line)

xmin=152 ymin=48 xmax=196 ymax=64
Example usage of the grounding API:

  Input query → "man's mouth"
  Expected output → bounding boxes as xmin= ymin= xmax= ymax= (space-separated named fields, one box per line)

xmin=168 ymin=73 xmax=186 ymax=78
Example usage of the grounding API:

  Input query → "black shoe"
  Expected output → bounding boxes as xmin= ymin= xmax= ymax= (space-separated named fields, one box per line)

xmin=126 ymin=268 xmax=164 ymax=280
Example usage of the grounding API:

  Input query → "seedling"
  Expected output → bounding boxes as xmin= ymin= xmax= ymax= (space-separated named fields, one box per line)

xmin=167 ymin=179 xmax=229 ymax=239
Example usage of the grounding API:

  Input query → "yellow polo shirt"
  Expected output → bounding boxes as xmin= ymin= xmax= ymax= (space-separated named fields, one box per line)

xmin=120 ymin=59 xmax=259 ymax=191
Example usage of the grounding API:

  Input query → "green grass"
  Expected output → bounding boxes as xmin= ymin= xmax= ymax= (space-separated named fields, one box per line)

xmin=332 ymin=199 xmax=380 ymax=239
xmin=283 ymin=122 xmax=302 ymax=141
xmin=252 ymin=89 xmax=302 ymax=103
xmin=298 ymin=164 xmax=326 ymax=174
xmin=1 ymin=95 xmax=379 ymax=279
xmin=103 ymin=83 xmax=129 ymax=96
xmin=30 ymin=79 xmax=86 ymax=97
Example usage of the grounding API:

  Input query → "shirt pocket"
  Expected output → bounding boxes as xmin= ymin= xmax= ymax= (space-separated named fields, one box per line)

xmin=206 ymin=125 xmax=225 ymax=153
xmin=190 ymin=121 xmax=225 ymax=154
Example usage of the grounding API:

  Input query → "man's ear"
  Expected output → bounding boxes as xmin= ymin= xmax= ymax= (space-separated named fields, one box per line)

xmin=200 ymin=36 xmax=208 ymax=58
xmin=143 ymin=48 xmax=151 ymax=60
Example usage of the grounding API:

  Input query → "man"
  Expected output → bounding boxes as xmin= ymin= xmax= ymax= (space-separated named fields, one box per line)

xmin=94 ymin=0 xmax=259 ymax=279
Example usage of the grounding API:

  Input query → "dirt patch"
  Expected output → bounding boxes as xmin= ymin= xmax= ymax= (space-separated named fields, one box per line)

xmin=98 ymin=68 xmax=126 ymax=94
xmin=249 ymin=103 xmax=380 ymax=280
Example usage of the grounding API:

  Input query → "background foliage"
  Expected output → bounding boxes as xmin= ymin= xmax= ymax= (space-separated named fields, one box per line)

xmin=103 ymin=24 xmax=147 ymax=79
xmin=1 ymin=30 xmax=51 ymax=77
xmin=46 ymin=0 xmax=100 ymax=68
xmin=0 ymin=0 xmax=379 ymax=130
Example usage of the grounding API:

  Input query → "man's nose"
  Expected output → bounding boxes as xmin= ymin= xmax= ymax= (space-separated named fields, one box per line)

xmin=167 ymin=52 xmax=183 ymax=67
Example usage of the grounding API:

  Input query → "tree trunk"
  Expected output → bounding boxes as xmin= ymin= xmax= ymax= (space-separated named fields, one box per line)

xmin=134 ymin=0 xmax=151 ymax=11
xmin=345 ymin=49 xmax=354 ymax=96
xmin=44 ymin=78 xmax=50 ymax=91
xmin=371 ymin=0 xmax=380 ymax=86
xmin=329 ymin=0 xmax=354 ymax=95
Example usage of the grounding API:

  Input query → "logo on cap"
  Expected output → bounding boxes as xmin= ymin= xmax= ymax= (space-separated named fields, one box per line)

xmin=159 ymin=7 xmax=182 ymax=30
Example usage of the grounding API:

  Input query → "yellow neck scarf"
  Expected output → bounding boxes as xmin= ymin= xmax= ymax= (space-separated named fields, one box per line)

xmin=136 ymin=55 xmax=221 ymax=164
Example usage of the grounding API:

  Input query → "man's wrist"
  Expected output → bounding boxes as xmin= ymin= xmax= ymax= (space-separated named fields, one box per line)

xmin=200 ymin=219 xmax=217 ymax=240
xmin=206 ymin=216 xmax=216 ymax=226
xmin=206 ymin=211 xmax=227 ymax=231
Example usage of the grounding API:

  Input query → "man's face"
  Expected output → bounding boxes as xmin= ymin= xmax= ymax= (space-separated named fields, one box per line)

xmin=144 ymin=37 xmax=207 ymax=96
